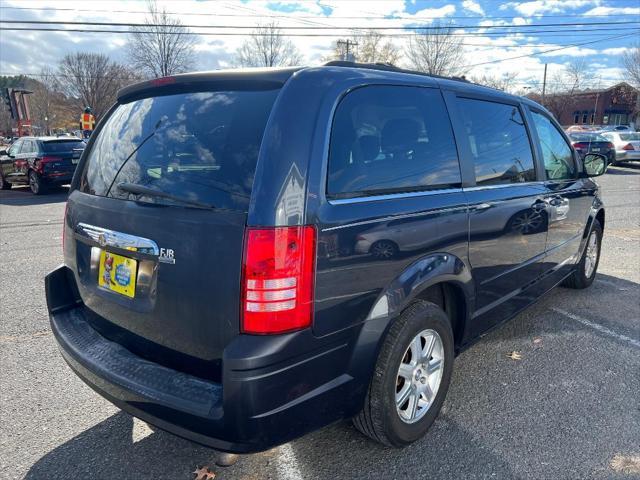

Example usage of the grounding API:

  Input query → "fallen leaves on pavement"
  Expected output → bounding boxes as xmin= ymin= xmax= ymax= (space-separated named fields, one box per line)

xmin=610 ymin=454 xmax=640 ymax=474
xmin=193 ymin=465 xmax=216 ymax=480
xmin=506 ymin=351 xmax=522 ymax=360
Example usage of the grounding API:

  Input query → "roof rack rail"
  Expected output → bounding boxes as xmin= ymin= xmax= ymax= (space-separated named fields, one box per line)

xmin=322 ymin=61 xmax=469 ymax=83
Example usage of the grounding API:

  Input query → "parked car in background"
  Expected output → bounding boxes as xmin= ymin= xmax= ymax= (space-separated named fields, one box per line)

xmin=46 ymin=63 xmax=608 ymax=454
xmin=0 ymin=136 xmax=85 ymax=193
xmin=599 ymin=131 xmax=640 ymax=164
xmin=598 ymin=125 xmax=635 ymax=133
xmin=567 ymin=132 xmax=616 ymax=166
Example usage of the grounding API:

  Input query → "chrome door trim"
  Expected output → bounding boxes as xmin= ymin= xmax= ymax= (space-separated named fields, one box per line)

xmin=75 ymin=223 xmax=159 ymax=256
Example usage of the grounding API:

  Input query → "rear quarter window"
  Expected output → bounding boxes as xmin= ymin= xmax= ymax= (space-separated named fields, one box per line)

xmin=327 ymin=85 xmax=461 ymax=198
xmin=80 ymin=88 xmax=280 ymax=211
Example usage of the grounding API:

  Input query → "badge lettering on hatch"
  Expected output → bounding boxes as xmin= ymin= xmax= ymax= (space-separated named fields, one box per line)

xmin=159 ymin=248 xmax=176 ymax=264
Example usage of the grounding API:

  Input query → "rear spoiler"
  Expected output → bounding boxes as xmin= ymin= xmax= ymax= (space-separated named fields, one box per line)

xmin=117 ymin=67 xmax=301 ymax=103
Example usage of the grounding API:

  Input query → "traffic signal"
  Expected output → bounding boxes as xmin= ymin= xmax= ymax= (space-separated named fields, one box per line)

xmin=3 ymin=88 xmax=16 ymax=119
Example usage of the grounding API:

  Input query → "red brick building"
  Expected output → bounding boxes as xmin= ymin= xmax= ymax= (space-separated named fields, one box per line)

xmin=530 ymin=82 xmax=639 ymax=128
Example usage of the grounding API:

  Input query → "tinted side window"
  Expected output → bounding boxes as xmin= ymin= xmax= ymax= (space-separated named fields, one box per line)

xmin=531 ymin=111 xmax=576 ymax=180
xmin=8 ymin=140 xmax=22 ymax=156
xmin=19 ymin=140 xmax=34 ymax=154
xmin=458 ymin=98 xmax=536 ymax=186
xmin=327 ymin=86 xmax=461 ymax=197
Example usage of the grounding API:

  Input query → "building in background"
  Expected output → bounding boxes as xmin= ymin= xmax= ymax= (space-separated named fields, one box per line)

xmin=533 ymin=82 xmax=639 ymax=129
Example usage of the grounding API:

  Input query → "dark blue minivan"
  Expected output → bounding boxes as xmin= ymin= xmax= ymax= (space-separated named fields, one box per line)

xmin=45 ymin=62 xmax=607 ymax=453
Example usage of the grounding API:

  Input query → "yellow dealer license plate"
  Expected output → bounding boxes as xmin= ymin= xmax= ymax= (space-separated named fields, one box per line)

xmin=98 ymin=251 xmax=137 ymax=298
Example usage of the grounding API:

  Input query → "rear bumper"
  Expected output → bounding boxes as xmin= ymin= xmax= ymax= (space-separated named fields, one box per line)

xmin=45 ymin=265 xmax=357 ymax=453
xmin=614 ymin=151 xmax=640 ymax=161
xmin=43 ymin=171 xmax=74 ymax=184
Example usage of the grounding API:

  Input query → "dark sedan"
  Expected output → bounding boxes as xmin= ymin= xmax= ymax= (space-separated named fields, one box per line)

xmin=568 ymin=132 xmax=616 ymax=166
xmin=0 ymin=136 xmax=85 ymax=194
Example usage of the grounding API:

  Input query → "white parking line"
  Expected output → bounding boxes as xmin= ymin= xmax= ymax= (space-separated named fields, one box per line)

xmin=551 ymin=308 xmax=640 ymax=349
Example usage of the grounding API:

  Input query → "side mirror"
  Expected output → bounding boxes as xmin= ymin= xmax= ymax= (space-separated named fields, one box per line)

xmin=0 ymin=149 xmax=7 ymax=156
xmin=583 ymin=153 xmax=607 ymax=177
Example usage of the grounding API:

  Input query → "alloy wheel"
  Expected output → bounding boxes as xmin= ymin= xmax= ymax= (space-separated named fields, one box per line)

xmin=584 ymin=230 xmax=599 ymax=278
xmin=395 ymin=329 xmax=444 ymax=424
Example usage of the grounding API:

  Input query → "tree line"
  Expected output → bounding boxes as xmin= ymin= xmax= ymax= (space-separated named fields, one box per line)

xmin=1 ymin=0 xmax=638 ymax=135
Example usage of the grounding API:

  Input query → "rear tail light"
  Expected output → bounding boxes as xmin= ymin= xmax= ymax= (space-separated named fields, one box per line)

xmin=241 ymin=226 xmax=316 ymax=334
xmin=607 ymin=142 xmax=614 ymax=149
xmin=572 ymin=142 xmax=587 ymax=149
xmin=35 ymin=156 xmax=62 ymax=172
xmin=622 ymin=143 xmax=635 ymax=151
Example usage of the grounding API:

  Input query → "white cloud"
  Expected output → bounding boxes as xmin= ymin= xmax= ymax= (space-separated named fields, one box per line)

xmin=500 ymin=0 xmax=600 ymax=16
xmin=462 ymin=0 xmax=485 ymax=15
xmin=601 ymin=47 xmax=631 ymax=55
xmin=583 ymin=5 xmax=640 ymax=15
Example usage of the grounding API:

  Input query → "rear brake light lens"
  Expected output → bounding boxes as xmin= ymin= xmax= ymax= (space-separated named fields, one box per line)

xmin=607 ymin=142 xmax=614 ymax=149
xmin=241 ymin=226 xmax=316 ymax=334
xmin=622 ymin=143 xmax=634 ymax=151
xmin=36 ymin=156 xmax=62 ymax=172
xmin=572 ymin=142 xmax=587 ymax=149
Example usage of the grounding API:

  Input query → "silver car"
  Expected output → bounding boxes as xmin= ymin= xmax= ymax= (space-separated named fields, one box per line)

xmin=600 ymin=131 xmax=640 ymax=163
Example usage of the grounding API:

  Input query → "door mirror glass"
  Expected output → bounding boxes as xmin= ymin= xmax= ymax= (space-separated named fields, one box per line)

xmin=583 ymin=153 xmax=606 ymax=177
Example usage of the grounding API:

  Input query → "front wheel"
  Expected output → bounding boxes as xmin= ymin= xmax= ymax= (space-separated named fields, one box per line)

xmin=562 ymin=219 xmax=602 ymax=289
xmin=353 ymin=300 xmax=454 ymax=447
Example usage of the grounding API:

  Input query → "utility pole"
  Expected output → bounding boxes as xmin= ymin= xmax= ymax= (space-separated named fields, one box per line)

xmin=541 ymin=63 xmax=548 ymax=105
xmin=337 ymin=39 xmax=358 ymax=62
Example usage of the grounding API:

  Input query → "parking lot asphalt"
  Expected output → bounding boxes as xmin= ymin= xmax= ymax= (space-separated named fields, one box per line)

xmin=1 ymin=164 xmax=639 ymax=480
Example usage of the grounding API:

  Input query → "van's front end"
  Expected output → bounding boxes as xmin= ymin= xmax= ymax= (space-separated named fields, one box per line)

xmin=45 ymin=69 xmax=358 ymax=453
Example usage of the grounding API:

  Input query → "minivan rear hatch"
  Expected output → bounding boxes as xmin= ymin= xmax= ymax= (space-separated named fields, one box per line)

xmin=66 ymin=78 xmax=283 ymax=379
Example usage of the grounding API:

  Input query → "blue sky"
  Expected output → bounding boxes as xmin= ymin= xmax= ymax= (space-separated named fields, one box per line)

xmin=0 ymin=0 xmax=638 ymax=92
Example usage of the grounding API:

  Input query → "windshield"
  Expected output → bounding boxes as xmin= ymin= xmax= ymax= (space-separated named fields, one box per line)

xmin=79 ymin=88 xmax=280 ymax=211
xmin=43 ymin=140 xmax=85 ymax=152
xmin=620 ymin=133 xmax=640 ymax=141
xmin=570 ymin=134 xmax=608 ymax=142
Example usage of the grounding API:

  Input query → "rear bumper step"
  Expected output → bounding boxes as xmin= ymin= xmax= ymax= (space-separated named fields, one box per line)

xmin=45 ymin=265 xmax=356 ymax=453
xmin=51 ymin=307 xmax=222 ymax=419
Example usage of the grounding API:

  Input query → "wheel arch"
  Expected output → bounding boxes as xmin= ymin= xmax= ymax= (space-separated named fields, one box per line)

xmin=344 ymin=252 xmax=474 ymax=416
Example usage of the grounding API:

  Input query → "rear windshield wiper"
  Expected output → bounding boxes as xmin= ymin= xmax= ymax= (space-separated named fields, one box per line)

xmin=117 ymin=182 xmax=216 ymax=210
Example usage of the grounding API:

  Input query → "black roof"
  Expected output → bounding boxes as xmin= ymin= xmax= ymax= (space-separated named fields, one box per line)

xmin=322 ymin=61 xmax=470 ymax=83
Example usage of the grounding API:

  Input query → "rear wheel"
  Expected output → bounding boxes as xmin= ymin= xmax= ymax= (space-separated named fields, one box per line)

xmin=353 ymin=300 xmax=454 ymax=447
xmin=29 ymin=170 xmax=45 ymax=195
xmin=562 ymin=219 xmax=602 ymax=289
xmin=0 ymin=173 xmax=11 ymax=190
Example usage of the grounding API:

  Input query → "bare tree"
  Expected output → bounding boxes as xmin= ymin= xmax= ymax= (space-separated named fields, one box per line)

xmin=621 ymin=43 xmax=640 ymax=87
xmin=234 ymin=22 xmax=303 ymax=67
xmin=470 ymin=72 xmax=519 ymax=93
xmin=127 ymin=0 xmax=197 ymax=78
xmin=325 ymin=31 xmax=401 ymax=65
xmin=405 ymin=22 xmax=467 ymax=77
xmin=27 ymin=68 xmax=63 ymax=135
xmin=57 ymin=53 xmax=137 ymax=121
xmin=564 ymin=58 xmax=589 ymax=92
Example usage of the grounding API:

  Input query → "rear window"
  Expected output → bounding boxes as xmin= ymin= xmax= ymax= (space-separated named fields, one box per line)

xmin=620 ymin=133 xmax=640 ymax=141
xmin=43 ymin=140 xmax=85 ymax=152
xmin=569 ymin=134 xmax=608 ymax=142
xmin=80 ymin=88 xmax=280 ymax=211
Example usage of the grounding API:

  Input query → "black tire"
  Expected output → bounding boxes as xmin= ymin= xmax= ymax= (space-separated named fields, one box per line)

xmin=353 ymin=300 xmax=454 ymax=447
xmin=562 ymin=219 xmax=602 ymax=289
xmin=0 ymin=173 xmax=11 ymax=190
xmin=29 ymin=170 xmax=45 ymax=195
xmin=370 ymin=240 xmax=399 ymax=259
